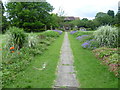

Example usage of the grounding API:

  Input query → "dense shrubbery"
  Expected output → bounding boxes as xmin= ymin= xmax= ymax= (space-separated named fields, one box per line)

xmin=2 ymin=27 xmax=62 ymax=87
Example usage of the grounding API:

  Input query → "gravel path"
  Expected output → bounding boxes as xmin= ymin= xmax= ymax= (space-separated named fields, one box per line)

xmin=54 ymin=32 xmax=79 ymax=88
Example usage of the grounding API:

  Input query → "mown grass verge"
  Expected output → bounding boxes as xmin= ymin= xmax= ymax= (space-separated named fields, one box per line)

xmin=68 ymin=33 xmax=118 ymax=88
xmin=4 ymin=33 xmax=64 ymax=88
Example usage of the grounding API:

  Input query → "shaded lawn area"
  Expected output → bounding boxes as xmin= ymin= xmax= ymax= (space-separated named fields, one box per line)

xmin=5 ymin=33 xmax=64 ymax=88
xmin=68 ymin=33 xmax=118 ymax=88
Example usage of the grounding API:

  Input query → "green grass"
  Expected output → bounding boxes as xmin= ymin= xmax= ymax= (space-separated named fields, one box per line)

xmin=68 ymin=33 xmax=118 ymax=88
xmin=4 ymin=33 xmax=64 ymax=88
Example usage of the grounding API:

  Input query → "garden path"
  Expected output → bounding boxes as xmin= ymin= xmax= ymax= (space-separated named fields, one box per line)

xmin=54 ymin=32 xmax=79 ymax=88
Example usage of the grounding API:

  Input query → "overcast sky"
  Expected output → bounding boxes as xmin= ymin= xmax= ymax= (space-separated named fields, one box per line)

xmin=2 ymin=0 xmax=120 ymax=20
xmin=46 ymin=0 xmax=119 ymax=19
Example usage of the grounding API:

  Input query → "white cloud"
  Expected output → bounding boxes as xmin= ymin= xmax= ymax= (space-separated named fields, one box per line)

xmin=2 ymin=0 xmax=119 ymax=19
xmin=47 ymin=0 xmax=119 ymax=19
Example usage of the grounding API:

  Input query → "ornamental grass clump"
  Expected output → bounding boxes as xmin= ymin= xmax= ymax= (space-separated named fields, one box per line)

xmin=94 ymin=25 xmax=118 ymax=48
xmin=5 ymin=27 xmax=27 ymax=50
xmin=27 ymin=33 xmax=39 ymax=48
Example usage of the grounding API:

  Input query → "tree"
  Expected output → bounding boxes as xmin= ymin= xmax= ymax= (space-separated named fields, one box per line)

xmin=107 ymin=10 xmax=114 ymax=18
xmin=95 ymin=12 xmax=107 ymax=18
xmin=95 ymin=12 xmax=113 ymax=26
xmin=0 ymin=1 xmax=9 ymax=33
xmin=50 ymin=13 xmax=62 ymax=29
xmin=114 ymin=12 xmax=120 ymax=27
xmin=6 ymin=2 xmax=54 ymax=32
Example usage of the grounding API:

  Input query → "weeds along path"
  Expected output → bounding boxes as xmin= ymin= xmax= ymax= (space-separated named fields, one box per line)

xmin=5 ymin=33 xmax=64 ymax=88
xmin=68 ymin=33 xmax=118 ymax=88
xmin=54 ymin=32 xmax=79 ymax=88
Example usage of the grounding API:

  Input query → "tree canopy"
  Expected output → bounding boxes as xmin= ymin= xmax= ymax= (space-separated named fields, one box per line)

xmin=6 ymin=2 xmax=54 ymax=32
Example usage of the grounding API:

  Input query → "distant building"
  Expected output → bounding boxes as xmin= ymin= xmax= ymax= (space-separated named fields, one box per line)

xmin=64 ymin=16 xmax=80 ymax=22
xmin=62 ymin=16 xmax=80 ymax=30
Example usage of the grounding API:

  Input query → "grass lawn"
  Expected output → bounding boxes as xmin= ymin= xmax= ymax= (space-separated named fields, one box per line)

xmin=4 ymin=33 xmax=64 ymax=88
xmin=68 ymin=33 xmax=118 ymax=88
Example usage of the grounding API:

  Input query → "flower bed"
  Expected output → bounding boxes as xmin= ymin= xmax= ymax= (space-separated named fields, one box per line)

xmin=2 ymin=27 xmax=62 ymax=86
xmin=93 ymin=47 xmax=119 ymax=76
xmin=70 ymin=26 xmax=119 ymax=77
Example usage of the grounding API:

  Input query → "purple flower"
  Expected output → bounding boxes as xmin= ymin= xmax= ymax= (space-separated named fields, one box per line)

xmin=81 ymin=41 xmax=90 ymax=48
xmin=76 ymin=35 xmax=89 ymax=40
xmin=53 ymin=30 xmax=63 ymax=34
xmin=70 ymin=30 xmax=78 ymax=34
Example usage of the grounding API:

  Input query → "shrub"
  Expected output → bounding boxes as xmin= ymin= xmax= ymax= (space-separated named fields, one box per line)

xmin=93 ymin=47 xmax=118 ymax=59
xmin=5 ymin=27 xmax=27 ymax=50
xmin=92 ymin=47 xmax=118 ymax=76
xmin=94 ymin=25 xmax=118 ymax=48
xmin=43 ymin=30 xmax=59 ymax=37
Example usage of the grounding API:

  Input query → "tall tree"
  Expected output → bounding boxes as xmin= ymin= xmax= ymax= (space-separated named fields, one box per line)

xmin=0 ymin=1 xmax=8 ymax=33
xmin=95 ymin=12 xmax=113 ymax=25
xmin=107 ymin=10 xmax=114 ymax=18
xmin=6 ymin=2 xmax=54 ymax=32
xmin=95 ymin=12 xmax=107 ymax=18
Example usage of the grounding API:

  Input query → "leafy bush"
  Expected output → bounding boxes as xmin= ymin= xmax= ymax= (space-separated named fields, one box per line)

xmin=93 ymin=47 xmax=118 ymax=59
xmin=5 ymin=27 xmax=27 ymax=50
xmin=93 ymin=47 xmax=118 ymax=76
xmin=43 ymin=30 xmax=60 ymax=37
xmin=93 ymin=25 xmax=118 ymax=48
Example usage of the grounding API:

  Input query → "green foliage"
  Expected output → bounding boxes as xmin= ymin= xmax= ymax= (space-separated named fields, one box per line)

xmin=50 ymin=14 xmax=62 ymax=29
xmin=73 ymin=31 xmax=94 ymax=37
xmin=94 ymin=25 xmax=118 ymax=48
xmin=6 ymin=2 xmax=54 ymax=32
xmin=5 ymin=27 xmax=27 ymax=49
xmin=95 ymin=12 xmax=107 ymax=18
xmin=0 ymin=1 xmax=9 ymax=33
xmin=107 ymin=10 xmax=114 ymax=18
xmin=4 ymin=33 xmax=64 ymax=88
xmin=2 ymin=29 xmax=63 ymax=86
xmin=93 ymin=47 xmax=118 ymax=76
xmin=109 ymin=53 xmax=118 ymax=64
xmin=93 ymin=47 xmax=117 ymax=59
xmin=43 ymin=30 xmax=60 ymax=37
